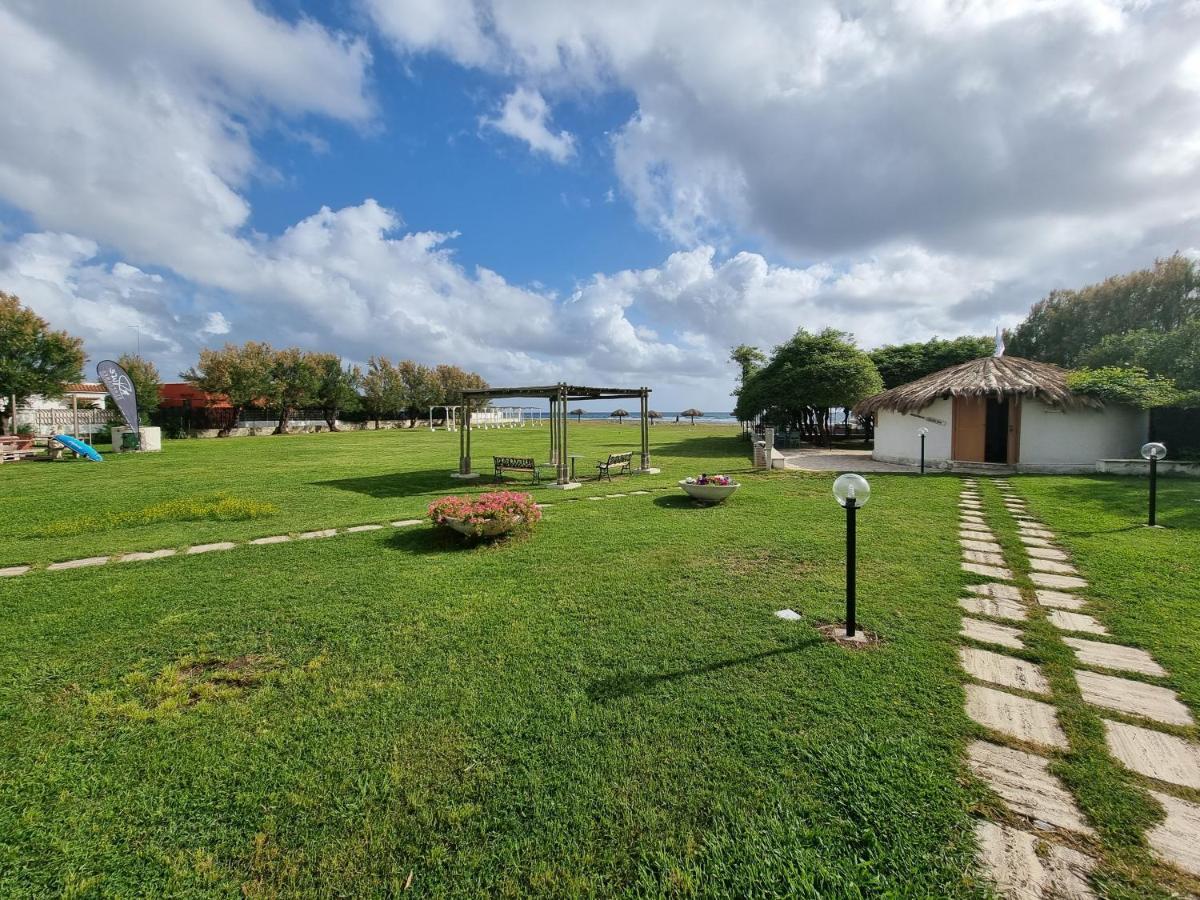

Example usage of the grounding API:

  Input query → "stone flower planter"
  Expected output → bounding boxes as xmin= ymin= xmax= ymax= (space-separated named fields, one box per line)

xmin=442 ymin=517 xmax=520 ymax=537
xmin=678 ymin=480 xmax=740 ymax=504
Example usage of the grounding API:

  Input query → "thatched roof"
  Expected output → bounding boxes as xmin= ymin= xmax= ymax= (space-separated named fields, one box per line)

xmin=854 ymin=356 xmax=1103 ymax=416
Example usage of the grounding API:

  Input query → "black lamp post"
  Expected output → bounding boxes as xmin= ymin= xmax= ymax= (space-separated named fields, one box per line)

xmin=918 ymin=427 xmax=929 ymax=474
xmin=833 ymin=473 xmax=871 ymax=637
xmin=1141 ymin=442 xmax=1166 ymax=526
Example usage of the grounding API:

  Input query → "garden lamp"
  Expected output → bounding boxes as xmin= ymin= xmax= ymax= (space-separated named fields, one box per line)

xmin=918 ymin=427 xmax=929 ymax=474
xmin=833 ymin=473 xmax=871 ymax=637
xmin=1141 ymin=442 xmax=1166 ymax=527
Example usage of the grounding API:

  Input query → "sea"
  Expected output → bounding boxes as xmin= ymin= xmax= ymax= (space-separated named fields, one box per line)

xmin=561 ymin=411 xmax=738 ymax=424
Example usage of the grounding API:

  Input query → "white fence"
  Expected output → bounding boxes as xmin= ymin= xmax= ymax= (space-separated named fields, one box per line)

xmin=16 ymin=408 xmax=116 ymax=437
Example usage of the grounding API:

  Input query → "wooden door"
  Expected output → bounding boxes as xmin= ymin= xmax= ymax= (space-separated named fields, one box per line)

xmin=952 ymin=396 xmax=986 ymax=462
xmin=1007 ymin=397 xmax=1021 ymax=464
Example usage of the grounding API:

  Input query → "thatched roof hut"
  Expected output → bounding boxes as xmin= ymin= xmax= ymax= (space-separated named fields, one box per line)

xmin=857 ymin=355 xmax=1143 ymax=472
xmin=855 ymin=356 xmax=1101 ymax=417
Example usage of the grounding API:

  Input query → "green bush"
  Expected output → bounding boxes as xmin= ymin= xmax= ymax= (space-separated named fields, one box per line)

xmin=1066 ymin=366 xmax=1192 ymax=409
xmin=35 ymin=492 xmax=277 ymax=537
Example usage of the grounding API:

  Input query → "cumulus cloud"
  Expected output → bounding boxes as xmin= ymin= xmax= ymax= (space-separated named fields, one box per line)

xmin=481 ymin=87 xmax=576 ymax=162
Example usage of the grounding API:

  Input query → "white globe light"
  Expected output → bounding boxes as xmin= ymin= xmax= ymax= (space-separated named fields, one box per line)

xmin=833 ymin=473 xmax=871 ymax=508
xmin=1141 ymin=442 xmax=1167 ymax=461
xmin=918 ymin=427 xmax=929 ymax=436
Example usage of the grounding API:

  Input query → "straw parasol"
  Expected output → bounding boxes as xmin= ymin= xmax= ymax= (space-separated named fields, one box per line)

xmin=647 ymin=410 xmax=662 ymax=425
xmin=611 ymin=408 xmax=629 ymax=424
xmin=853 ymin=356 xmax=1101 ymax=417
xmin=571 ymin=408 xmax=585 ymax=422
xmin=681 ymin=408 xmax=703 ymax=424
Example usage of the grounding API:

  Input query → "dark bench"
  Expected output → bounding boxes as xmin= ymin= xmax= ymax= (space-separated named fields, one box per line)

xmin=494 ymin=456 xmax=553 ymax=483
xmin=596 ymin=451 xmax=633 ymax=481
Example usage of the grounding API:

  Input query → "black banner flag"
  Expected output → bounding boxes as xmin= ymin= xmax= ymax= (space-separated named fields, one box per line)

xmin=96 ymin=360 xmax=139 ymax=435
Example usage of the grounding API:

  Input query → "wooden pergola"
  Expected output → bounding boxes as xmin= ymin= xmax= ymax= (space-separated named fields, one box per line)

xmin=455 ymin=383 xmax=656 ymax=487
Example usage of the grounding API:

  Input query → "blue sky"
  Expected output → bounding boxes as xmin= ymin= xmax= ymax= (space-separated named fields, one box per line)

xmin=1 ymin=1 xmax=1198 ymax=409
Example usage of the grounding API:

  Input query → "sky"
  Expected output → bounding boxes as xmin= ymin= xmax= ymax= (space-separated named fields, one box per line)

xmin=1 ymin=0 xmax=1199 ymax=411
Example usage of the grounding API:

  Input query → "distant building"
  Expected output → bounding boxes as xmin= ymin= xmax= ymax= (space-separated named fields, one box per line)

xmin=13 ymin=383 xmax=111 ymax=437
xmin=855 ymin=356 xmax=1147 ymax=473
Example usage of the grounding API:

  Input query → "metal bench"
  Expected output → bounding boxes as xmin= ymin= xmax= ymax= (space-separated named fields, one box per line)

xmin=493 ymin=455 xmax=553 ymax=483
xmin=596 ymin=451 xmax=633 ymax=481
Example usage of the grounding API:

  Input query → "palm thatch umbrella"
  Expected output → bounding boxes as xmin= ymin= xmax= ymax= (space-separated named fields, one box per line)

xmin=611 ymin=408 xmax=629 ymax=424
xmin=571 ymin=408 xmax=585 ymax=422
xmin=682 ymin=407 xmax=703 ymax=424
xmin=647 ymin=409 xmax=662 ymax=425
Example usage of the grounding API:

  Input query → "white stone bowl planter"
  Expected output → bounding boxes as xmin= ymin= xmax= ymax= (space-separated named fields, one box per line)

xmin=678 ymin=480 xmax=740 ymax=504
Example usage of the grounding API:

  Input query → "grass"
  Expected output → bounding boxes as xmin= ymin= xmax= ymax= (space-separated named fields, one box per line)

xmin=33 ymin=492 xmax=278 ymax=538
xmin=0 ymin=428 xmax=1196 ymax=896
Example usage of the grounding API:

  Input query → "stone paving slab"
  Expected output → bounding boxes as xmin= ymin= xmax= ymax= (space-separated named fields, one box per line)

xmin=1034 ymin=590 xmax=1086 ymax=611
xmin=962 ymin=617 xmax=1024 ymax=650
xmin=187 ymin=542 xmax=236 ymax=555
xmin=344 ymin=524 xmax=384 ymax=533
xmin=974 ymin=820 xmax=1096 ymax=900
xmin=961 ymin=530 xmax=997 ymax=543
xmin=1046 ymin=611 xmax=1107 ymax=636
xmin=0 ymin=565 xmax=30 ymax=577
xmin=959 ymin=596 xmax=1028 ymax=621
xmin=1075 ymin=670 xmax=1193 ymax=727
xmin=1028 ymin=559 xmax=1080 ymax=576
xmin=968 ymin=583 xmax=1023 ymax=601
xmin=960 ymin=647 xmax=1050 ymax=695
xmin=1019 ymin=535 xmax=1055 ymax=549
xmin=964 ymin=550 xmax=1008 ymax=566
xmin=631 ymin=490 xmax=650 ymax=495
xmin=1147 ymin=790 xmax=1200 ymax=877
xmin=299 ymin=528 xmax=338 ymax=539
xmin=1103 ymin=720 xmax=1200 ymax=789
xmin=965 ymin=684 xmax=1068 ymax=749
xmin=390 ymin=520 xmax=422 ymax=527
xmin=963 ymin=562 xmax=1014 ymax=580
xmin=1025 ymin=547 xmax=1069 ymax=562
xmin=250 ymin=535 xmax=290 ymax=545
xmin=1062 ymin=637 xmax=1166 ymax=677
xmin=961 ymin=539 xmax=1004 ymax=554
xmin=967 ymin=741 xmax=1094 ymax=835
xmin=1018 ymin=528 xmax=1056 ymax=540
xmin=1030 ymin=573 xmax=1087 ymax=590
xmin=118 ymin=549 xmax=177 ymax=563
xmin=47 ymin=556 xmax=109 ymax=570
xmin=774 ymin=608 xmax=802 ymax=621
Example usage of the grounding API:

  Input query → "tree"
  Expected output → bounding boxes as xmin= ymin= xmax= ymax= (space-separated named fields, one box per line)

xmin=115 ymin=353 xmax=162 ymax=423
xmin=734 ymin=328 xmax=882 ymax=442
xmin=1065 ymin=367 xmax=1193 ymax=409
xmin=397 ymin=360 xmax=436 ymax=426
xmin=0 ymin=292 xmax=85 ymax=434
xmin=869 ymin=335 xmax=994 ymax=389
xmin=361 ymin=356 xmax=403 ymax=428
xmin=310 ymin=353 xmax=361 ymax=431
xmin=263 ymin=347 xmax=320 ymax=434
xmin=181 ymin=341 xmax=274 ymax=437
xmin=729 ymin=344 xmax=767 ymax=387
xmin=1080 ymin=320 xmax=1200 ymax=392
xmin=1006 ymin=254 xmax=1199 ymax=366
xmin=432 ymin=364 xmax=488 ymax=412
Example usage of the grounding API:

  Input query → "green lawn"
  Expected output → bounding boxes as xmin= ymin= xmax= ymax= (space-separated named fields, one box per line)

xmin=0 ymin=429 xmax=1196 ymax=896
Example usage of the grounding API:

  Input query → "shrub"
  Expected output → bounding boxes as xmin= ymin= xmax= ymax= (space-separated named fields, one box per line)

xmin=1066 ymin=366 xmax=1190 ymax=409
xmin=428 ymin=491 xmax=541 ymax=538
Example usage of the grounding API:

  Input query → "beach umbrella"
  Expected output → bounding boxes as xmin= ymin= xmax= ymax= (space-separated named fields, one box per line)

xmin=647 ymin=410 xmax=662 ymax=425
xmin=611 ymin=408 xmax=629 ymax=424
xmin=682 ymin=407 xmax=703 ymax=424
xmin=571 ymin=408 xmax=585 ymax=422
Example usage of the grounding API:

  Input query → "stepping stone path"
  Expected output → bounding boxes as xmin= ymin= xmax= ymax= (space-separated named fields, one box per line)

xmin=959 ymin=478 xmax=1200 ymax=895
xmin=1 ymin=488 xmax=669 ymax=579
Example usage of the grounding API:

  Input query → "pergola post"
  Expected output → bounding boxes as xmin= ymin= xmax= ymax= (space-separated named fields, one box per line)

xmin=451 ymin=398 xmax=479 ymax=478
xmin=557 ymin=383 xmax=569 ymax=484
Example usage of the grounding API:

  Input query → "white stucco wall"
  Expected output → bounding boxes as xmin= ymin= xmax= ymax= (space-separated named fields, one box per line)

xmin=872 ymin=398 xmax=953 ymax=465
xmin=1018 ymin=399 xmax=1147 ymax=466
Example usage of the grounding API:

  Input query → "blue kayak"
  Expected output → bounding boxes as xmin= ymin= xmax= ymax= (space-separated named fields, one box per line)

xmin=54 ymin=434 xmax=103 ymax=462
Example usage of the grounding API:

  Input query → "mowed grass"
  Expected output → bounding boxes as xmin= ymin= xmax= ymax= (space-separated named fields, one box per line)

xmin=2 ymin=424 xmax=742 ymax=567
xmin=0 ymin=427 xmax=995 ymax=897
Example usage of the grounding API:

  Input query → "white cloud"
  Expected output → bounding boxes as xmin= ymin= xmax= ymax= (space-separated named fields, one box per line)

xmin=481 ymin=87 xmax=576 ymax=162
xmin=202 ymin=312 xmax=232 ymax=336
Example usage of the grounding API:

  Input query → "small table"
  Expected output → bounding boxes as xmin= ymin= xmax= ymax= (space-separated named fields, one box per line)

xmin=567 ymin=454 xmax=587 ymax=481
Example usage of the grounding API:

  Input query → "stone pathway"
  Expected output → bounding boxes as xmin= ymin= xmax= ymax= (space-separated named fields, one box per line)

xmin=0 ymin=486 xmax=680 ymax=578
xmin=957 ymin=478 xmax=1200 ymax=896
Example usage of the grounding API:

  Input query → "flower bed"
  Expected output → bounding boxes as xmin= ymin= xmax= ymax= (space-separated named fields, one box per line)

xmin=428 ymin=491 xmax=541 ymax=538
